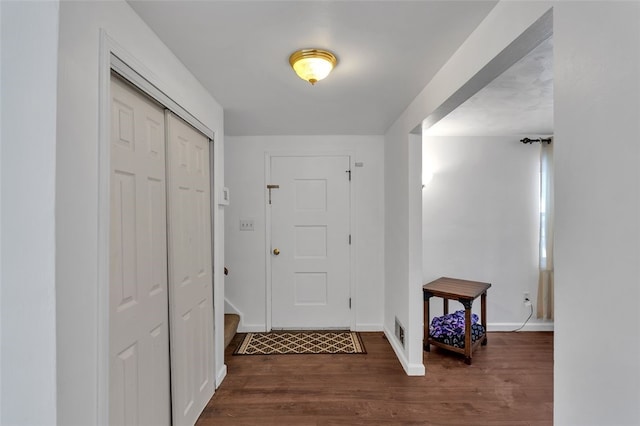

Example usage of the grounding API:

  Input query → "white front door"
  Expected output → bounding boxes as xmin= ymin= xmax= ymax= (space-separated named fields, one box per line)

xmin=270 ymin=155 xmax=351 ymax=329
xmin=166 ymin=113 xmax=215 ymax=426
xmin=109 ymin=75 xmax=171 ymax=426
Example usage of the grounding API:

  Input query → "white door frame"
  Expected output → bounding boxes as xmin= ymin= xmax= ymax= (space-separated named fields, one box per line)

xmin=97 ymin=31 xmax=217 ymax=426
xmin=264 ymin=151 xmax=356 ymax=331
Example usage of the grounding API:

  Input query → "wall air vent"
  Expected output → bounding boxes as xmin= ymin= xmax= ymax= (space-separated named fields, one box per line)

xmin=394 ymin=317 xmax=405 ymax=348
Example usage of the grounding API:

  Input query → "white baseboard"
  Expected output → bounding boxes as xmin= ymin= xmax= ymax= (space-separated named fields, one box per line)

xmin=215 ymin=364 xmax=227 ymax=389
xmin=406 ymin=361 xmax=425 ymax=376
xmin=225 ymin=299 xmax=267 ymax=332
xmin=383 ymin=327 xmax=425 ymax=376
xmin=224 ymin=298 xmax=242 ymax=316
xmin=237 ymin=324 xmax=267 ymax=333
xmin=488 ymin=322 xmax=554 ymax=332
xmin=354 ymin=323 xmax=383 ymax=332
xmin=235 ymin=321 xmax=384 ymax=333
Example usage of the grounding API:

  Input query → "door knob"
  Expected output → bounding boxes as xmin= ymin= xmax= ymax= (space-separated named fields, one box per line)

xmin=273 ymin=248 xmax=280 ymax=255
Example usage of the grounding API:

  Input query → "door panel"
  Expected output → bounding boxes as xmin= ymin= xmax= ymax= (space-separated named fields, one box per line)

xmin=166 ymin=113 xmax=215 ymax=426
xmin=271 ymin=156 xmax=351 ymax=329
xmin=109 ymin=75 xmax=171 ymax=426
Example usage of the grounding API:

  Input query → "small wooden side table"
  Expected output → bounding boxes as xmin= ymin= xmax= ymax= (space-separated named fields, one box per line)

xmin=423 ymin=277 xmax=491 ymax=365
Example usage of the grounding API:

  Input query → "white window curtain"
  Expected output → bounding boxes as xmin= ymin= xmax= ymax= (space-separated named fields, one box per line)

xmin=537 ymin=141 xmax=554 ymax=319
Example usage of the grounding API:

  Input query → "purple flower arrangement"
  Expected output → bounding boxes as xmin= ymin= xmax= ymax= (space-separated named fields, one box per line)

xmin=429 ymin=310 xmax=479 ymax=339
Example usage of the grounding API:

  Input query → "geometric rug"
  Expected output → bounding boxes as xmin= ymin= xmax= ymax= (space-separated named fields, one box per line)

xmin=233 ymin=331 xmax=366 ymax=355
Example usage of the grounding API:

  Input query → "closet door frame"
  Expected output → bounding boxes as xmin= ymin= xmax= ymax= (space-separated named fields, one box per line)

xmin=97 ymin=31 xmax=217 ymax=426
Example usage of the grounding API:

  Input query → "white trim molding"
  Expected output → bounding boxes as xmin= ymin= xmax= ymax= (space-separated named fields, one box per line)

xmin=215 ymin=365 xmax=227 ymax=389
xmin=110 ymin=54 xmax=213 ymax=139
xmin=384 ymin=327 xmax=425 ymax=376
xmin=354 ymin=324 xmax=384 ymax=332
xmin=487 ymin=322 xmax=554 ymax=332
xmin=237 ymin=324 xmax=269 ymax=333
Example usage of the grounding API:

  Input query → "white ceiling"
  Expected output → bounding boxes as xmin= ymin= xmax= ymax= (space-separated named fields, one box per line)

xmin=425 ymin=36 xmax=554 ymax=136
xmin=128 ymin=0 xmax=499 ymax=135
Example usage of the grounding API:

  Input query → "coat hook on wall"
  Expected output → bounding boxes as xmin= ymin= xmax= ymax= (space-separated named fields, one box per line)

xmin=266 ymin=184 xmax=280 ymax=204
xmin=521 ymin=137 xmax=552 ymax=144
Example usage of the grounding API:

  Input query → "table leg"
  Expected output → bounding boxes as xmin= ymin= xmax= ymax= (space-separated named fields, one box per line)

xmin=464 ymin=306 xmax=472 ymax=364
xmin=424 ymin=295 xmax=430 ymax=352
xmin=481 ymin=292 xmax=488 ymax=346
xmin=460 ymin=299 xmax=472 ymax=365
xmin=443 ymin=299 xmax=449 ymax=315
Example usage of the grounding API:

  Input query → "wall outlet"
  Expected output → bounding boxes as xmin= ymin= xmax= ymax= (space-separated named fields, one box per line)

xmin=239 ymin=218 xmax=254 ymax=231
xmin=523 ymin=292 xmax=532 ymax=306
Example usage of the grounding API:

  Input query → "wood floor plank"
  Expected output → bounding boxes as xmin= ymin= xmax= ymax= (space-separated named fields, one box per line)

xmin=197 ymin=332 xmax=553 ymax=425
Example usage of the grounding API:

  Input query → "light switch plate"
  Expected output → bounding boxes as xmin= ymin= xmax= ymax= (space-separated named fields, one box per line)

xmin=219 ymin=186 xmax=230 ymax=205
xmin=239 ymin=218 xmax=254 ymax=231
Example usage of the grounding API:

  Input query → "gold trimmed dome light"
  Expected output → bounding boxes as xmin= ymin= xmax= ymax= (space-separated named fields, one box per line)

xmin=289 ymin=48 xmax=338 ymax=85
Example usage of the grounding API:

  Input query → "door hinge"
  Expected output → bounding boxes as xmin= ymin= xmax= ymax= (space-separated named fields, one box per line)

xmin=349 ymin=298 xmax=352 ymax=309
xmin=346 ymin=169 xmax=351 ymax=181
xmin=348 ymin=234 xmax=351 ymax=245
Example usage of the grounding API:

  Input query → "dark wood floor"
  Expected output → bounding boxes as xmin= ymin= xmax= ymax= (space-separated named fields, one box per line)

xmin=196 ymin=332 xmax=553 ymax=426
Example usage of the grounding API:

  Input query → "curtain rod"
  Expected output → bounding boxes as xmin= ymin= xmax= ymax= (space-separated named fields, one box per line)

xmin=521 ymin=137 xmax=552 ymax=144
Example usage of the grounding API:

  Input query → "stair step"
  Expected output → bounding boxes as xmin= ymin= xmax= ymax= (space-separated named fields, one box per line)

xmin=224 ymin=314 xmax=240 ymax=349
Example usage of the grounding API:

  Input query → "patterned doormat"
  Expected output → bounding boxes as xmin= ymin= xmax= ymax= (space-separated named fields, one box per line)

xmin=233 ymin=331 xmax=366 ymax=355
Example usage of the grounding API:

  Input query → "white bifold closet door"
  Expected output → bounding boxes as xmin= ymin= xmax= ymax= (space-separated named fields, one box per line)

xmin=166 ymin=112 xmax=215 ymax=426
xmin=110 ymin=75 xmax=172 ymax=426
xmin=110 ymin=74 xmax=215 ymax=426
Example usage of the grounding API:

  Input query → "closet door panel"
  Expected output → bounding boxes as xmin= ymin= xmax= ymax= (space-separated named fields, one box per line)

xmin=166 ymin=112 xmax=215 ymax=426
xmin=109 ymin=74 xmax=171 ymax=426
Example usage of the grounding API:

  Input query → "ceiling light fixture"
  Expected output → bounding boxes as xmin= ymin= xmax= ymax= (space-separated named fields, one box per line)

xmin=289 ymin=48 xmax=338 ymax=85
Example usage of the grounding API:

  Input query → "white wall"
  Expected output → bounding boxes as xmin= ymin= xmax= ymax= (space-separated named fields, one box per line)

xmin=0 ymin=2 xmax=59 ymax=424
xmin=0 ymin=2 xmax=3 ymax=418
xmin=383 ymin=1 xmax=552 ymax=376
xmin=554 ymin=2 xmax=640 ymax=424
xmin=55 ymin=1 xmax=225 ymax=424
xmin=383 ymin=129 xmax=424 ymax=375
xmin=422 ymin=135 xmax=549 ymax=330
xmin=383 ymin=126 xmax=409 ymax=354
xmin=224 ymin=135 xmax=384 ymax=332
